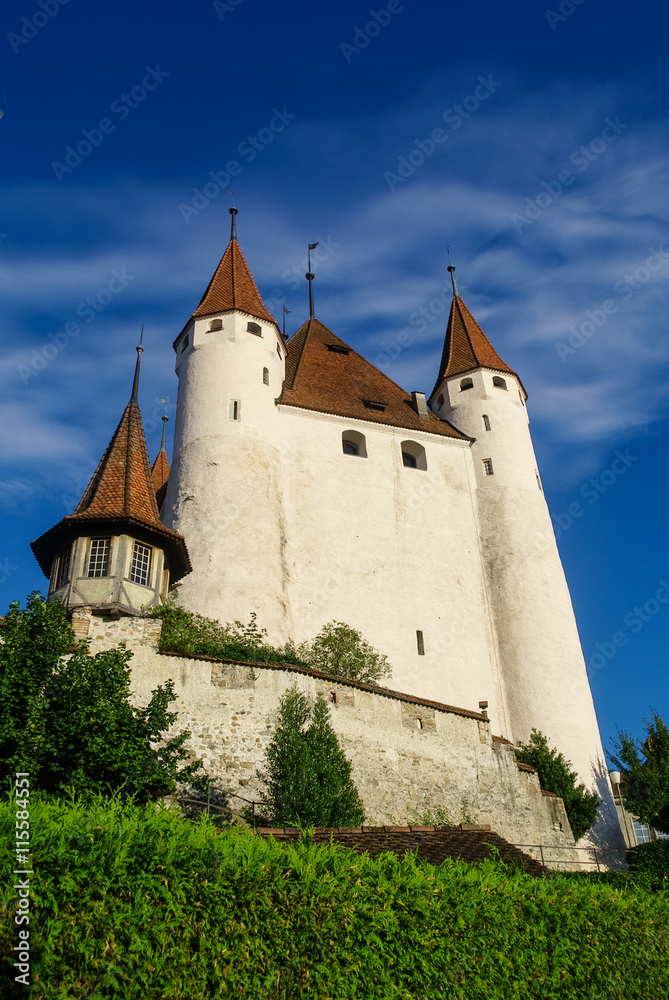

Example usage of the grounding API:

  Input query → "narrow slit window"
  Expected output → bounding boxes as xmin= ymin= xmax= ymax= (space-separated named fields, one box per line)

xmin=437 ymin=393 xmax=444 ymax=410
xmin=417 ymin=718 xmax=424 ymax=729
xmin=56 ymin=548 xmax=70 ymax=588
xmin=416 ymin=630 xmax=425 ymax=655
xmin=536 ymin=471 xmax=543 ymax=491
xmin=230 ymin=400 xmax=241 ymax=421
xmin=330 ymin=691 xmax=337 ymax=704
xmin=482 ymin=414 xmax=491 ymax=431
xmin=263 ymin=367 xmax=269 ymax=385
xmin=482 ymin=458 xmax=494 ymax=476
xmin=180 ymin=335 xmax=189 ymax=353
xmin=88 ymin=538 xmax=110 ymax=578
xmin=130 ymin=542 xmax=152 ymax=587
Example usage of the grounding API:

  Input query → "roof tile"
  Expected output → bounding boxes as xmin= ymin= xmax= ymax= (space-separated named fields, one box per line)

xmin=192 ymin=238 xmax=277 ymax=326
xmin=432 ymin=295 xmax=522 ymax=396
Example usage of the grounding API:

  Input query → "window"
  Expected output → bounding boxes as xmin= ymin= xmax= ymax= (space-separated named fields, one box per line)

xmin=519 ymin=390 xmax=525 ymax=405
xmin=327 ymin=344 xmax=350 ymax=355
xmin=276 ymin=343 xmax=282 ymax=359
xmin=436 ymin=393 xmax=444 ymax=410
xmin=230 ymin=400 xmax=241 ymax=421
xmin=342 ymin=430 xmax=367 ymax=457
xmin=416 ymin=630 xmax=425 ymax=655
xmin=492 ymin=376 xmax=507 ymax=389
xmin=482 ymin=414 xmax=491 ymax=431
xmin=180 ymin=335 xmax=189 ymax=353
xmin=459 ymin=378 xmax=474 ymax=391
xmin=88 ymin=538 xmax=110 ymax=578
xmin=401 ymin=440 xmax=427 ymax=470
xmin=363 ymin=400 xmax=387 ymax=412
xmin=633 ymin=821 xmax=651 ymax=845
xmin=263 ymin=367 xmax=269 ymax=385
xmin=417 ymin=718 xmax=424 ymax=729
xmin=208 ymin=319 xmax=222 ymax=331
xmin=330 ymin=691 xmax=337 ymax=704
xmin=536 ymin=471 xmax=543 ymax=491
xmin=55 ymin=548 xmax=70 ymax=588
xmin=129 ymin=542 xmax=152 ymax=586
xmin=482 ymin=458 xmax=494 ymax=476
xmin=247 ymin=322 xmax=262 ymax=336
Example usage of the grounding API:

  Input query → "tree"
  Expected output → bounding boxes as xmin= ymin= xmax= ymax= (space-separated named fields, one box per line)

xmin=514 ymin=729 xmax=599 ymax=841
xmin=257 ymin=684 xmax=365 ymax=827
xmin=0 ymin=594 xmax=206 ymax=801
xmin=610 ymin=712 xmax=669 ymax=834
xmin=297 ymin=621 xmax=392 ymax=685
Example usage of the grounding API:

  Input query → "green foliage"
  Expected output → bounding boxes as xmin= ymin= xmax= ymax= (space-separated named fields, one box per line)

xmin=257 ymin=685 xmax=365 ymax=828
xmin=406 ymin=797 xmax=453 ymax=827
xmin=149 ymin=600 xmax=305 ymax=666
xmin=0 ymin=594 xmax=206 ymax=801
xmin=628 ymin=839 xmax=669 ymax=890
xmin=2 ymin=793 xmax=669 ymax=999
xmin=297 ymin=620 xmax=392 ymax=685
xmin=610 ymin=712 xmax=669 ymax=833
xmin=515 ymin=729 xmax=599 ymax=842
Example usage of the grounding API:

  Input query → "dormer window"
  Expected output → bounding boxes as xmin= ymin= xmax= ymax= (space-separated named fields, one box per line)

xmin=493 ymin=376 xmax=507 ymax=389
xmin=88 ymin=538 xmax=110 ymax=578
xmin=208 ymin=319 xmax=223 ymax=332
xmin=247 ymin=322 xmax=262 ymax=336
xmin=459 ymin=378 xmax=474 ymax=391
xmin=327 ymin=344 xmax=350 ymax=355
xmin=363 ymin=400 xmax=387 ymax=412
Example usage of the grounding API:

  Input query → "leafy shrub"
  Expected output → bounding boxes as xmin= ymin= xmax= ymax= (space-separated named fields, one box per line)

xmin=515 ymin=729 xmax=599 ymax=841
xmin=610 ymin=712 xmax=669 ymax=833
xmin=256 ymin=685 xmax=365 ymax=828
xmin=297 ymin=620 xmax=392 ymax=685
xmin=628 ymin=839 xmax=669 ymax=890
xmin=149 ymin=601 xmax=305 ymax=666
xmin=0 ymin=594 xmax=205 ymax=801
xmin=2 ymin=792 xmax=669 ymax=999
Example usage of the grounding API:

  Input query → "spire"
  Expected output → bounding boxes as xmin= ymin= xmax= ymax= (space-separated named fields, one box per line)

xmin=151 ymin=403 xmax=170 ymax=509
xmin=130 ymin=325 xmax=144 ymax=404
xmin=191 ymin=208 xmax=277 ymax=326
xmin=159 ymin=401 xmax=168 ymax=453
xmin=447 ymin=247 xmax=459 ymax=297
xmin=430 ymin=268 xmax=523 ymax=399
xmin=306 ymin=242 xmax=318 ymax=319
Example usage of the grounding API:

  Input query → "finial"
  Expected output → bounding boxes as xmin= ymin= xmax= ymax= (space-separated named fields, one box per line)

xmin=130 ymin=324 xmax=144 ymax=404
xmin=447 ymin=246 xmax=459 ymax=297
xmin=159 ymin=398 xmax=169 ymax=452
xmin=282 ymin=305 xmax=291 ymax=337
xmin=306 ymin=242 xmax=319 ymax=319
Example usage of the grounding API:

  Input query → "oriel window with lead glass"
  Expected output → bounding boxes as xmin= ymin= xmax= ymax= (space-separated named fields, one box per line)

xmin=88 ymin=538 xmax=110 ymax=578
xmin=130 ymin=542 xmax=152 ymax=587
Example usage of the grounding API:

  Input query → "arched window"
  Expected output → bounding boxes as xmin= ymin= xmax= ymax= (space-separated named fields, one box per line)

xmin=208 ymin=318 xmax=222 ymax=331
xmin=342 ymin=430 xmax=367 ymax=457
xmin=400 ymin=440 xmax=427 ymax=470
xmin=247 ymin=321 xmax=262 ymax=336
xmin=436 ymin=393 xmax=444 ymax=410
xmin=492 ymin=376 xmax=507 ymax=389
xmin=262 ymin=367 xmax=269 ymax=385
xmin=459 ymin=378 xmax=474 ymax=391
xmin=482 ymin=414 xmax=491 ymax=431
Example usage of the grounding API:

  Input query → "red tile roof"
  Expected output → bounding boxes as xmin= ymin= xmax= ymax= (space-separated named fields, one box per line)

xmin=192 ymin=238 xmax=278 ymax=327
xmin=431 ymin=295 xmax=523 ymax=397
xmin=280 ymin=318 xmax=468 ymax=440
xmin=151 ymin=449 xmax=170 ymax=510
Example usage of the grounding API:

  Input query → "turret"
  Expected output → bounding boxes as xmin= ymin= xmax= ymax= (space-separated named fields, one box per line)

xmin=429 ymin=266 xmax=623 ymax=846
xmin=163 ymin=209 xmax=289 ymax=626
xmin=30 ymin=336 xmax=191 ymax=617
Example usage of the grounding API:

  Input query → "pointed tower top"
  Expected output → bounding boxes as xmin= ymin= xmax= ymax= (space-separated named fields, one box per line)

xmin=130 ymin=325 xmax=144 ymax=404
xmin=431 ymin=290 xmax=524 ymax=399
xmin=191 ymin=217 xmax=277 ymax=326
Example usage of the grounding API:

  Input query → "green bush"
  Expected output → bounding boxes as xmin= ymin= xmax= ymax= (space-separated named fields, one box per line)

xmin=297 ymin=620 xmax=392 ymax=685
xmin=149 ymin=602 xmax=306 ymax=666
xmin=515 ymin=729 xmax=599 ymax=841
xmin=628 ymin=839 xmax=669 ymax=890
xmin=610 ymin=712 xmax=669 ymax=833
xmin=2 ymin=793 xmax=669 ymax=999
xmin=256 ymin=685 xmax=365 ymax=828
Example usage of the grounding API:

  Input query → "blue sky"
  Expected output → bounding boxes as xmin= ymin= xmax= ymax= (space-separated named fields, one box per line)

xmin=2 ymin=0 xmax=669 ymax=759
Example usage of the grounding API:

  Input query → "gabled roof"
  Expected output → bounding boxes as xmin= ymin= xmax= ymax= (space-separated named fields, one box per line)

xmin=280 ymin=317 xmax=468 ymax=440
xmin=431 ymin=295 xmax=523 ymax=398
xmin=192 ymin=237 xmax=277 ymax=327
xmin=151 ymin=448 xmax=170 ymax=510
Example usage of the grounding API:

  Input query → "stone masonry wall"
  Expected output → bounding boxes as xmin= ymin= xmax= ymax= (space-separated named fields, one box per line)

xmin=80 ymin=612 xmax=575 ymax=850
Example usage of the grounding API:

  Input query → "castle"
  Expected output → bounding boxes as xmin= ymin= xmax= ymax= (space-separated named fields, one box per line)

xmin=30 ymin=209 xmax=624 ymax=850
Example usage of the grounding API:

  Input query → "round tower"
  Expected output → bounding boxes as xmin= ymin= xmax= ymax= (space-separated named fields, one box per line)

xmin=163 ymin=210 xmax=290 ymax=635
xmin=429 ymin=267 xmax=623 ymax=848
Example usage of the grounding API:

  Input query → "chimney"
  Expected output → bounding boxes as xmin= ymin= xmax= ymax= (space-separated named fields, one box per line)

xmin=412 ymin=391 xmax=429 ymax=419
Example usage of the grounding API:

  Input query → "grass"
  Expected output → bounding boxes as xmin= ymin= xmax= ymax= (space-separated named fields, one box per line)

xmin=2 ymin=793 xmax=668 ymax=999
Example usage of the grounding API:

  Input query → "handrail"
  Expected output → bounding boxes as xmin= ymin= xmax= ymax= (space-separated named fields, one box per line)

xmin=513 ymin=843 xmax=631 ymax=872
xmin=179 ymin=792 xmax=262 ymax=821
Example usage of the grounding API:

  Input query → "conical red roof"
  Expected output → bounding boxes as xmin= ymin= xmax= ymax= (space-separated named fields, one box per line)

xmin=280 ymin=317 xmax=467 ymax=440
xmin=432 ymin=295 xmax=522 ymax=397
xmin=151 ymin=448 xmax=170 ymax=509
xmin=192 ymin=238 xmax=277 ymax=326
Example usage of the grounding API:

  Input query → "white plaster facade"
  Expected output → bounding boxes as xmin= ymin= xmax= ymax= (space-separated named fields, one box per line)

xmin=158 ymin=249 xmax=623 ymax=852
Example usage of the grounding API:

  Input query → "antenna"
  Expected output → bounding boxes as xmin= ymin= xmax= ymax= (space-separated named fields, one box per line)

xmin=306 ymin=242 xmax=319 ymax=319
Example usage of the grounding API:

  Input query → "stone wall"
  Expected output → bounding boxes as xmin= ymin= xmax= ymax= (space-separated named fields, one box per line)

xmin=81 ymin=612 xmax=575 ymax=851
